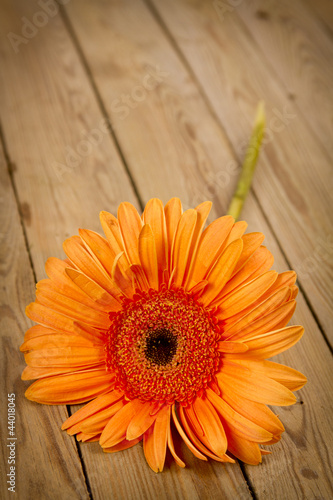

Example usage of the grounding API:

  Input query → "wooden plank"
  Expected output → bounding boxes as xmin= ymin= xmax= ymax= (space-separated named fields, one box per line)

xmin=149 ymin=0 xmax=333 ymax=346
xmin=0 ymin=145 xmax=89 ymax=498
xmin=0 ymin=1 xmax=251 ymax=498
xmin=302 ymin=0 xmax=333 ymax=33
xmin=63 ymin=0 xmax=333 ymax=498
xmin=235 ymin=0 xmax=333 ymax=160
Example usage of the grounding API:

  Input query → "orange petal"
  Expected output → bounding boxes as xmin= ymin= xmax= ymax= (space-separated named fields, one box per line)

xmin=138 ymin=224 xmax=159 ymax=290
xmin=223 ymin=286 xmax=291 ymax=336
xmin=207 ymin=388 xmax=273 ymax=442
xmin=167 ymin=420 xmax=186 ymax=468
xmin=164 ymin=197 xmax=182 ymax=266
xmin=24 ymin=346 xmax=104 ymax=368
xmin=183 ymin=201 xmax=212 ymax=289
xmin=25 ymin=369 xmax=114 ymax=405
xmin=217 ymin=361 xmax=296 ymax=406
xmin=79 ymin=228 xmax=126 ymax=277
xmin=153 ymin=405 xmax=170 ymax=472
xmin=246 ymin=360 xmax=307 ymax=391
xmin=99 ymin=211 xmax=124 ymax=254
xmin=62 ymin=390 xmax=123 ymax=430
xmin=219 ymin=246 xmax=274 ymax=298
xmin=171 ymin=405 xmax=208 ymax=461
xmin=23 ymin=325 xmax=56 ymax=341
xmin=186 ymin=215 xmax=234 ymax=287
xmin=231 ymin=233 xmax=265 ymax=276
xmin=171 ymin=209 xmax=197 ymax=287
xmin=63 ymin=236 xmax=116 ymax=294
xmin=217 ymin=341 xmax=248 ymax=353
xmin=35 ymin=287 xmax=110 ymax=329
xmin=100 ymin=399 xmax=144 ymax=448
xmin=226 ymin=432 xmax=262 ymax=465
xmin=179 ymin=406 xmax=234 ymax=463
xmin=227 ymin=300 xmax=296 ymax=342
xmin=80 ymin=400 xmax=125 ymax=435
xmin=103 ymin=437 xmax=142 ymax=453
xmin=126 ymin=402 xmax=158 ymax=441
xmin=129 ymin=264 xmax=150 ymax=291
xmin=143 ymin=198 xmax=168 ymax=282
xmin=218 ymin=384 xmax=284 ymax=436
xmin=200 ymin=239 xmax=243 ymax=306
xmin=222 ymin=220 xmax=248 ymax=248
xmin=192 ymin=396 xmax=228 ymax=457
xmin=65 ymin=268 xmax=121 ymax=311
xmin=216 ymin=271 xmax=278 ymax=319
xmin=242 ymin=325 xmax=304 ymax=359
xmin=117 ymin=202 xmax=142 ymax=265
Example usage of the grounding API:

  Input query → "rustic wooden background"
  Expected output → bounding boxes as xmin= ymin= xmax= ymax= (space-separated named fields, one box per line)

xmin=1 ymin=0 xmax=332 ymax=499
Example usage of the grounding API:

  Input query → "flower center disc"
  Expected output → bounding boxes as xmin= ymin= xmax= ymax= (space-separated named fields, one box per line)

xmin=106 ymin=288 xmax=221 ymax=405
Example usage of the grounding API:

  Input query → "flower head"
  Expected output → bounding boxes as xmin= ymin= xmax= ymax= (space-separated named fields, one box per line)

xmin=21 ymin=198 xmax=306 ymax=472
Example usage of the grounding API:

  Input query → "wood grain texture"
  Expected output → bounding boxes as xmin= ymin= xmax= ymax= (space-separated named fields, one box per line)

xmin=236 ymin=0 xmax=333 ymax=159
xmin=0 ymin=146 xmax=89 ymax=499
xmin=0 ymin=0 xmax=332 ymax=498
xmin=302 ymin=0 xmax=333 ymax=33
xmin=149 ymin=0 xmax=333 ymax=346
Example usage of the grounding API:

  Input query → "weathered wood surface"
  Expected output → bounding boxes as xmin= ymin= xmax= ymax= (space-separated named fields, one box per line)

xmin=0 ymin=0 xmax=332 ymax=498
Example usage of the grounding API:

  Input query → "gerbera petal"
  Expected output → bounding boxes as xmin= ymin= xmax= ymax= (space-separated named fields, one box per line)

xmin=164 ymin=197 xmax=183 ymax=264
xmin=218 ymin=246 xmax=274 ymax=298
xmin=171 ymin=405 xmax=208 ymax=461
xmin=129 ymin=264 xmax=150 ymax=291
xmin=223 ymin=286 xmax=291 ymax=336
xmin=23 ymin=325 xmax=55 ymax=341
xmin=227 ymin=433 xmax=262 ymax=465
xmin=111 ymin=252 xmax=134 ymax=298
xmin=179 ymin=406 xmax=234 ymax=463
xmin=62 ymin=390 xmax=123 ymax=430
xmin=217 ymin=341 xmax=248 ymax=353
xmin=100 ymin=399 xmax=144 ymax=448
xmin=22 ymin=365 xmax=102 ymax=380
xmin=65 ymin=268 xmax=121 ymax=310
xmin=186 ymin=215 xmax=234 ymax=287
xmin=242 ymin=360 xmax=307 ymax=391
xmin=218 ymin=385 xmax=284 ymax=436
xmin=25 ymin=369 xmax=115 ymax=404
xmin=153 ymin=405 xmax=170 ymax=472
xmin=192 ymin=396 xmax=228 ymax=457
xmin=35 ymin=287 xmax=110 ymax=329
xmin=79 ymin=228 xmax=125 ymax=276
xmin=143 ymin=198 xmax=168 ymax=281
xmin=138 ymin=224 xmax=159 ymax=290
xmin=217 ymin=361 xmax=296 ymax=406
xmin=99 ymin=211 xmax=124 ymax=254
xmin=167 ymin=420 xmax=186 ymax=468
xmin=103 ymin=437 xmax=142 ymax=453
xmin=207 ymin=388 xmax=273 ymax=442
xmin=80 ymin=400 xmax=126 ymax=435
xmin=117 ymin=202 xmax=142 ymax=265
xmin=24 ymin=346 xmax=104 ymax=368
xmin=222 ymin=220 xmax=248 ymax=247
xmin=126 ymin=402 xmax=158 ymax=441
xmin=242 ymin=325 xmax=304 ymax=359
xmin=200 ymin=239 xmax=243 ymax=306
xmin=183 ymin=201 xmax=212 ymax=288
xmin=231 ymin=232 xmax=265 ymax=276
xmin=227 ymin=300 xmax=296 ymax=341
xmin=171 ymin=209 xmax=197 ymax=287
xmin=63 ymin=236 xmax=117 ymax=294
xmin=217 ymin=271 xmax=278 ymax=319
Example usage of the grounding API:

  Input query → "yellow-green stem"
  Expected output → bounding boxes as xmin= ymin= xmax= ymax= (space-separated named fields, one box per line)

xmin=227 ymin=101 xmax=266 ymax=220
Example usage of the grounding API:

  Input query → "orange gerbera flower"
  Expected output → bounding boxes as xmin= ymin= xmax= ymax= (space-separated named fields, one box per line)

xmin=21 ymin=198 xmax=306 ymax=472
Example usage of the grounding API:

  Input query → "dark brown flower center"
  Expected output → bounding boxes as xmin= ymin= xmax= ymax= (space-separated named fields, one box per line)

xmin=145 ymin=328 xmax=178 ymax=366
